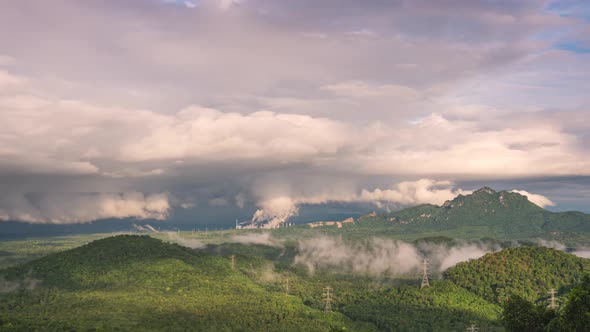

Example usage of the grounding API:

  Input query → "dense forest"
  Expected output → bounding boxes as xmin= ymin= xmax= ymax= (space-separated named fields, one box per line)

xmin=0 ymin=236 xmax=374 ymax=331
xmin=445 ymin=246 xmax=590 ymax=304
xmin=0 ymin=235 xmax=588 ymax=331
xmin=502 ymin=275 xmax=590 ymax=331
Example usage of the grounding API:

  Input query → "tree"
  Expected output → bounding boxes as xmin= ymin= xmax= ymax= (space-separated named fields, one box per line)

xmin=502 ymin=295 xmax=555 ymax=332
xmin=561 ymin=274 xmax=590 ymax=331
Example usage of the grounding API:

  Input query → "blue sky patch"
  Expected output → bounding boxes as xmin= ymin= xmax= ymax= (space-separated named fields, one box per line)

xmin=546 ymin=0 xmax=590 ymax=21
xmin=555 ymin=40 xmax=590 ymax=53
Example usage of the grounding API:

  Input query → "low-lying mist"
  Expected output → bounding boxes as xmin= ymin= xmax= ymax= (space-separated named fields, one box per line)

xmin=140 ymin=226 xmax=590 ymax=277
xmin=166 ymin=232 xmax=206 ymax=249
xmin=230 ymin=233 xmax=285 ymax=248
xmin=293 ymin=236 xmax=501 ymax=277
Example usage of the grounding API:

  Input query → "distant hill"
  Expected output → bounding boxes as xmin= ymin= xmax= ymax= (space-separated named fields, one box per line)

xmin=444 ymin=246 xmax=590 ymax=304
xmin=357 ymin=187 xmax=590 ymax=243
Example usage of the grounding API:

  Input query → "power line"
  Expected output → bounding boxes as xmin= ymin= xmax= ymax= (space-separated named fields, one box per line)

xmin=322 ymin=286 xmax=333 ymax=312
xmin=421 ymin=259 xmax=430 ymax=289
xmin=466 ymin=324 xmax=479 ymax=332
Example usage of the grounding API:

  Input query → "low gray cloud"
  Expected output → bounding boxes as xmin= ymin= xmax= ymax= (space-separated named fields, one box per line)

xmin=572 ymin=249 xmax=590 ymax=259
xmin=294 ymin=236 xmax=499 ymax=277
xmin=166 ymin=232 xmax=205 ymax=249
xmin=294 ymin=236 xmax=422 ymax=276
xmin=0 ymin=192 xmax=170 ymax=224
xmin=528 ymin=239 xmax=590 ymax=260
xmin=230 ymin=232 xmax=285 ymax=248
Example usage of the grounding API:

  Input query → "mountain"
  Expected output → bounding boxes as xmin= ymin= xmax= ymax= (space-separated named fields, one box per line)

xmin=358 ymin=187 xmax=590 ymax=243
xmin=444 ymin=246 xmax=590 ymax=304
xmin=0 ymin=235 xmax=506 ymax=331
xmin=0 ymin=235 xmax=376 ymax=332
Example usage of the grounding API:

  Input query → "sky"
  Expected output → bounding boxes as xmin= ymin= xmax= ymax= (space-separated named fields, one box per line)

xmin=0 ymin=0 xmax=589 ymax=231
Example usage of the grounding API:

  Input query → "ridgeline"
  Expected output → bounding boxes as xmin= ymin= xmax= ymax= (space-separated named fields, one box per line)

xmin=354 ymin=187 xmax=590 ymax=244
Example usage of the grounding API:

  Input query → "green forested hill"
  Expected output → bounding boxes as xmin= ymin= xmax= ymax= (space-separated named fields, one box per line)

xmin=444 ymin=246 xmax=590 ymax=305
xmin=0 ymin=236 xmax=376 ymax=332
xmin=1 ymin=235 xmax=588 ymax=331
xmin=0 ymin=235 xmax=505 ymax=331
xmin=356 ymin=187 xmax=590 ymax=243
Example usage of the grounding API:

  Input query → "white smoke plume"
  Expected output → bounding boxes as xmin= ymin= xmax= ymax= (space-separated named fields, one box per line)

xmin=230 ymin=232 xmax=285 ymax=248
xmin=145 ymin=224 xmax=159 ymax=232
xmin=251 ymin=196 xmax=300 ymax=228
xmin=132 ymin=224 xmax=159 ymax=233
xmin=294 ymin=236 xmax=499 ymax=276
xmin=132 ymin=224 xmax=149 ymax=232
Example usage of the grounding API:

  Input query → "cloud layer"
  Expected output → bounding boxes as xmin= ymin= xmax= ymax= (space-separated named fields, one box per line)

xmin=0 ymin=1 xmax=589 ymax=224
xmin=0 ymin=192 xmax=170 ymax=224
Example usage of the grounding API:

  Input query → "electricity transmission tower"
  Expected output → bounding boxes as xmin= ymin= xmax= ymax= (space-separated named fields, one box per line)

xmin=420 ymin=259 xmax=430 ymax=289
xmin=466 ymin=324 xmax=479 ymax=332
xmin=230 ymin=255 xmax=235 ymax=270
xmin=548 ymin=288 xmax=558 ymax=310
xmin=284 ymin=276 xmax=290 ymax=296
xmin=322 ymin=286 xmax=333 ymax=312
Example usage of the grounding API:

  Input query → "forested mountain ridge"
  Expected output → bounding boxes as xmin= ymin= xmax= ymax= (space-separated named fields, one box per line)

xmin=0 ymin=235 xmax=507 ymax=331
xmin=0 ymin=236 xmax=377 ymax=331
xmin=357 ymin=187 xmax=590 ymax=242
xmin=1 ymin=235 xmax=588 ymax=331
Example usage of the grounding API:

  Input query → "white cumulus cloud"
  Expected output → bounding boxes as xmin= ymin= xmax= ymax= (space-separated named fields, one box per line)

xmin=511 ymin=190 xmax=555 ymax=208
